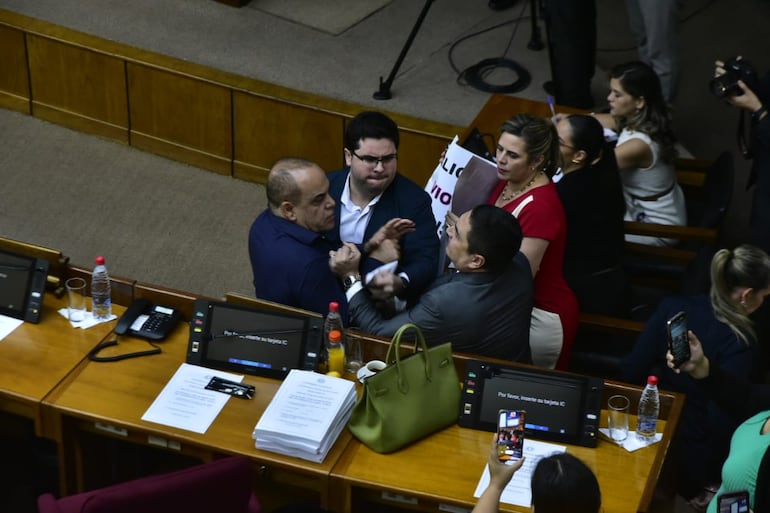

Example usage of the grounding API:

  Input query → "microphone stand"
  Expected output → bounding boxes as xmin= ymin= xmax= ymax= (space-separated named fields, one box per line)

xmin=373 ymin=0 xmax=435 ymax=100
xmin=527 ymin=0 xmax=544 ymax=50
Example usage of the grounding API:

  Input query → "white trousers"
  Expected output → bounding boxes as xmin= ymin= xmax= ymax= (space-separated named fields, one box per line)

xmin=529 ymin=307 xmax=563 ymax=369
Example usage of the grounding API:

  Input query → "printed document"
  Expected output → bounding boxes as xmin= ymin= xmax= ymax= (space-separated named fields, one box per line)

xmin=0 ymin=314 xmax=23 ymax=341
xmin=141 ymin=363 xmax=243 ymax=434
xmin=253 ymin=369 xmax=357 ymax=463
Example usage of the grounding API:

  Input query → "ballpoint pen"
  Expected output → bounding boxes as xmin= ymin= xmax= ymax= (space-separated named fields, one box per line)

xmin=547 ymin=95 xmax=556 ymax=117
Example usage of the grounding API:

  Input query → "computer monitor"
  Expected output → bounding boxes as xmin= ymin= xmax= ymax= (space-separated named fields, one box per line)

xmin=0 ymin=248 xmax=48 ymax=323
xmin=458 ymin=359 xmax=603 ymax=447
xmin=186 ymin=299 xmax=323 ymax=380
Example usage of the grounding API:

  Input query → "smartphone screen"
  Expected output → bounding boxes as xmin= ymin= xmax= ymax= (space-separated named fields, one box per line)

xmin=667 ymin=311 xmax=690 ymax=368
xmin=717 ymin=490 xmax=750 ymax=513
xmin=497 ymin=410 xmax=526 ymax=463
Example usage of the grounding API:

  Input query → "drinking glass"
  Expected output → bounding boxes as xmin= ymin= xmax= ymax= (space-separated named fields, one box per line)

xmin=607 ymin=394 xmax=630 ymax=443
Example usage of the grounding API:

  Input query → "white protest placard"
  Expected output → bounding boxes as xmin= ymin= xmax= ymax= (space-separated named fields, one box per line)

xmin=423 ymin=135 xmax=478 ymax=239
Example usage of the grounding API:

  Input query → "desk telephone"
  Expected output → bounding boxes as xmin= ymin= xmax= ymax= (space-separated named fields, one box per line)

xmin=115 ymin=299 xmax=180 ymax=340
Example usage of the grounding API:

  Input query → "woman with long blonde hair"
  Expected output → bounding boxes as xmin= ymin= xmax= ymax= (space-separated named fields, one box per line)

xmin=623 ymin=244 xmax=770 ymax=507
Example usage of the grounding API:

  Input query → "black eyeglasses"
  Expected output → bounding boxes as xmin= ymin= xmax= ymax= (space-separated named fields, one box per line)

xmin=352 ymin=150 xmax=398 ymax=167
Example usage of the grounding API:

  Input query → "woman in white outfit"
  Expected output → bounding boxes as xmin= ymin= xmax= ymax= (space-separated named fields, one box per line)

xmin=594 ymin=61 xmax=686 ymax=246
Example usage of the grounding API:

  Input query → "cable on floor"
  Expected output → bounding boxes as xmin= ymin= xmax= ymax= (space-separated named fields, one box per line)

xmin=448 ymin=1 xmax=532 ymax=94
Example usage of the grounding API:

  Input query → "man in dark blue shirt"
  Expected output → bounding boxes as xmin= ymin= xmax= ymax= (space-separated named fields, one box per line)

xmin=248 ymin=157 xmax=413 ymax=319
xmin=248 ymin=157 xmax=343 ymax=317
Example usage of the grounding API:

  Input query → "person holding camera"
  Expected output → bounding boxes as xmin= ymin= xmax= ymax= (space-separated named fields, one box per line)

xmin=713 ymin=57 xmax=770 ymax=254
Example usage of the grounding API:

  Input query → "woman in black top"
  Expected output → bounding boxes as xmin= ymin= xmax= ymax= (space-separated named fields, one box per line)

xmin=553 ymin=114 xmax=626 ymax=315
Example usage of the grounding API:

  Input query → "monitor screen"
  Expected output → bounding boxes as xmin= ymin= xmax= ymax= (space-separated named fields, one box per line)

xmin=0 ymin=251 xmax=33 ymax=315
xmin=479 ymin=368 xmax=584 ymax=438
xmin=187 ymin=300 xmax=323 ymax=379
xmin=0 ymin=249 xmax=47 ymax=323
xmin=459 ymin=359 xmax=603 ymax=447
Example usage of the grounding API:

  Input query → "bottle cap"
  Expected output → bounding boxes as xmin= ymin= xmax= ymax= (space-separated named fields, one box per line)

xmin=329 ymin=302 xmax=339 ymax=312
xmin=95 ymin=255 xmax=105 ymax=265
xmin=647 ymin=375 xmax=658 ymax=386
xmin=329 ymin=329 xmax=342 ymax=342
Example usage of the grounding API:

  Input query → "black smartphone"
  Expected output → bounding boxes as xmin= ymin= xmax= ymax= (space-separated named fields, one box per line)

xmin=667 ymin=311 xmax=690 ymax=368
xmin=496 ymin=409 xmax=526 ymax=464
xmin=717 ymin=490 xmax=750 ymax=513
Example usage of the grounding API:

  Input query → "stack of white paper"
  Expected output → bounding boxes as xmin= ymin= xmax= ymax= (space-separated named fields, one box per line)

xmin=252 ymin=369 xmax=357 ymax=463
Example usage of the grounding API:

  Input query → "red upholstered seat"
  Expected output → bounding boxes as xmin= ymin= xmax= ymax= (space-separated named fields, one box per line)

xmin=37 ymin=456 xmax=260 ymax=513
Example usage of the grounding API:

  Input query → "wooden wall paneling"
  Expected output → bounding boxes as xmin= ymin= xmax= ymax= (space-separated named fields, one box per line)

xmin=232 ymin=92 xmax=345 ymax=184
xmin=396 ymin=129 xmax=454 ymax=188
xmin=0 ymin=25 xmax=30 ymax=113
xmin=127 ymin=63 xmax=232 ymax=176
xmin=1 ymin=10 xmax=460 ymax=188
xmin=133 ymin=282 xmax=211 ymax=322
xmin=26 ymin=34 xmax=129 ymax=142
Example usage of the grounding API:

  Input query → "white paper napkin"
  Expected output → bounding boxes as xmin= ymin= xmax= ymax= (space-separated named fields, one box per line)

xmin=58 ymin=308 xmax=116 ymax=329
xmin=599 ymin=428 xmax=663 ymax=452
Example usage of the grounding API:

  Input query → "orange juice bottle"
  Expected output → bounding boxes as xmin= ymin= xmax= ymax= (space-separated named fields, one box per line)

xmin=327 ymin=329 xmax=345 ymax=375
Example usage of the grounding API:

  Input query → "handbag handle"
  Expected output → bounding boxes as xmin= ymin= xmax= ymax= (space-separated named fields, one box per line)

xmin=385 ymin=323 xmax=432 ymax=394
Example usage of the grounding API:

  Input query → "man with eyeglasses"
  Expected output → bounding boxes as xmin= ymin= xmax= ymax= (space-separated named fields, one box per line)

xmin=325 ymin=111 xmax=440 ymax=307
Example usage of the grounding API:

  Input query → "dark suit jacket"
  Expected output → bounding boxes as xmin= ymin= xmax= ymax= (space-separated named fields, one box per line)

xmin=749 ymin=70 xmax=770 ymax=253
xmin=348 ymin=253 xmax=533 ymax=363
xmin=325 ymin=169 xmax=440 ymax=302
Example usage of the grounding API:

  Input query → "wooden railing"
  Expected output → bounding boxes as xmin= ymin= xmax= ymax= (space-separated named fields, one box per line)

xmin=0 ymin=9 xmax=459 ymax=188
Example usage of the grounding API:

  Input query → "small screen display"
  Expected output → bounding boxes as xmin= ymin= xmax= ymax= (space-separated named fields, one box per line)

xmin=202 ymin=303 xmax=309 ymax=374
xmin=0 ymin=250 xmax=35 ymax=319
xmin=479 ymin=370 xmax=583 ymax=437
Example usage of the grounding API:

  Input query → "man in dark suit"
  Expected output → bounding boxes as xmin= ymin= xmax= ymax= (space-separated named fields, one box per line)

xmin=248 ymin=157 xmax=413 ymax=320
xmin=330 ymin=205 xmax=533 ymax=363
xmin=325 ymin=111 xmax=440 ymax=305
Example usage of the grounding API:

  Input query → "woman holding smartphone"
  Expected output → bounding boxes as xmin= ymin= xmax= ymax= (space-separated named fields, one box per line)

xmin=622 ymin=244 xmax=770 ymax=509
xmin=474 ymin=436 xmax=601 ymax=513
xmin=669 ymin=332 xmax=770 ymax=513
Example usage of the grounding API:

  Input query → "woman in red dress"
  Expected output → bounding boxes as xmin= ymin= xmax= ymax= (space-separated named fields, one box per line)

xmin=487 ymin=114 xmax=578 ymax=370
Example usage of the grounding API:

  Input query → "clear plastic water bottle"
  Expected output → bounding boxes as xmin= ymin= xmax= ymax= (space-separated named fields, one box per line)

xmin=324 ymin=301 xmax=344 ymax=339
xmin=636 ymin=375 xmax=660 ymax=442
xmin=91 ymin=255 xmax=112 ymax=319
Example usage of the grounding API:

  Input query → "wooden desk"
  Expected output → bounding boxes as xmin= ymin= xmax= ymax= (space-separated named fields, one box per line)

xmin=460 ymin=94 xmax=584 ymax=145
xmin=40 ymin=318 xmax=682 ymax=513
xmin=0 ymin=292 xmax=118 ymax=437
xmin=41 ymin=320 xmax=351 ymax=510
xmin=330 ymin=332 xmax=683 ymax=513
xmin=330 ymin=380 xmax=682 ymax=513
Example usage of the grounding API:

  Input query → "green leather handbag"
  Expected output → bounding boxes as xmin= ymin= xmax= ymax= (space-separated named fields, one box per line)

xmin=347 ymin=323 xmax=461 ymax=453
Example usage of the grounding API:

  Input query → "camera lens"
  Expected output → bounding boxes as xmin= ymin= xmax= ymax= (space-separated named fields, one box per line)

xmin=709 ymin=77 xmax=729 ymax=98
xmin=709 ymin=75 xmax=741 ymax=98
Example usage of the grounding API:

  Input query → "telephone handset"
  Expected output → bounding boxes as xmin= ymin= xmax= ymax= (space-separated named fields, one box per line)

xmin=114 ymin=298 xmax=181 ymax=341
